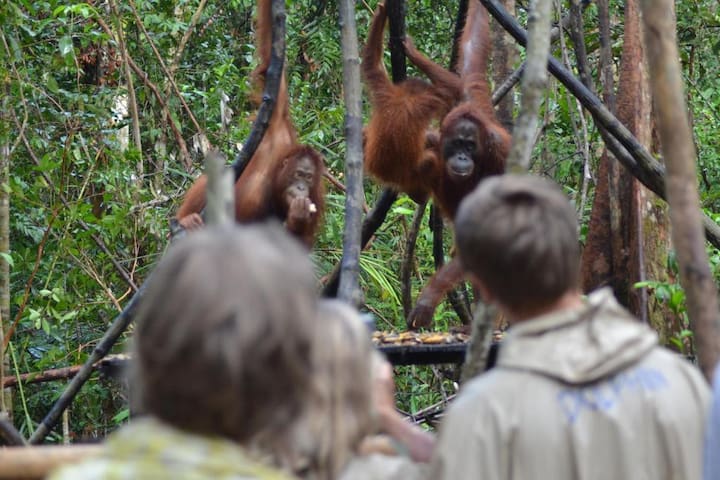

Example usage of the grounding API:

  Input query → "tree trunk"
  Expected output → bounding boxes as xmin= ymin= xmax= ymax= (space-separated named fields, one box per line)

xmin=203 ymin=151 xmax=234 ymax=227
xmin=491 ymin=0 xmax=516 ymax=128
xmin=640 ymin=0 xmax=720 ymax=381
xmin=580 ymin=0 xmax=673 ymax=340
xmin=611 ymin=0 xmax=651 ymax=317
xmin=613 ymin=0 xmax=674 ymax=338
xmin=109 ymin=0 xmax=143 ymax=182
xmin=337 ymin=0 xmax=365 ymax=306
xmin=505 ymin=0 xmax=553 ymax=172
xmin=580 ymin=0 xmax=615 ymax=295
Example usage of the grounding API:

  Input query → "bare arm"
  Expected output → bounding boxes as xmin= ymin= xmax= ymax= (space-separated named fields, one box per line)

xmin=373 ymin=358 xmax=436 ymax=462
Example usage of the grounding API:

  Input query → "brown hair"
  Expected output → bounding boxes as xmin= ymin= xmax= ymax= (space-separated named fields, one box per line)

xmin=132 ymin=223 xmax=317 ymax=448
xmin=455 ymin=174 xmax=580 ymax=312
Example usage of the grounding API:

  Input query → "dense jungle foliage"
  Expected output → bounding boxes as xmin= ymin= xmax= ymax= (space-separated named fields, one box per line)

xmin=1 ymin=0 xmax=719 ymax=440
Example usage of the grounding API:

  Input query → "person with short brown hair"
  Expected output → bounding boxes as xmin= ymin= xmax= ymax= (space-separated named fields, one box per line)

xmin=430 ymin=174 xmax=710 ymax=480
xmin=455 ymin=174 xmax=581 ymax=315
xmin=51 ymin=223 xmax=317 ymax=480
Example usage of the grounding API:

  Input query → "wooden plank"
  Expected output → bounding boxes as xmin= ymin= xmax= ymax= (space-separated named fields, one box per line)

xmin=0 ymin=445 xmax=102 ymax=479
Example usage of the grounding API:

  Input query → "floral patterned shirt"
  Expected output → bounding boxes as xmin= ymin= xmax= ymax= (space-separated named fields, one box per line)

xmin=48 ymin=417 xmax=295 ymax=480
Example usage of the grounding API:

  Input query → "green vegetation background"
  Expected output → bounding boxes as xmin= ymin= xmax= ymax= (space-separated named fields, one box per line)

xmin=1 ymin=0 xmax=719 ymax=440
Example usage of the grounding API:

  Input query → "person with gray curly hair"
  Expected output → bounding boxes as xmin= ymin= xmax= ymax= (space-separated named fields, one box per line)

xmin=51 ymin=223 xmax=318 ymax=480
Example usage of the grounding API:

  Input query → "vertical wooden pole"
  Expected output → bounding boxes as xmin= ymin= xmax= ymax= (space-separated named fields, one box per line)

xmin=337 ymin=0 xmax=365 ymax=305
xmin=640 ymin=0 xmax=720 ymax=381
xmin=203 ymin=151 xmax=234 ymax=227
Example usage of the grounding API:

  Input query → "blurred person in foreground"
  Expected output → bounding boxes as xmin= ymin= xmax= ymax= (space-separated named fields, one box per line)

xmin=280 ymin=299 xmax=433 ymax=480
xmin=50 ymin=223 xmax=318 ymax=480
xmin=430 ymin=174 xmax=710 ymax=480
xmin=705 ymin=365 xmax=720 ymax=480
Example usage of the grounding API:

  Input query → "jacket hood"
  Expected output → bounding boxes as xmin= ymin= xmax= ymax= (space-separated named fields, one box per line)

xmin=497 ymin=288 xmax=658 ymax=385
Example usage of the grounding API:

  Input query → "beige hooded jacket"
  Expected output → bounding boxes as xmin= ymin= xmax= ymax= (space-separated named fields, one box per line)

xmin=430 ymin=288 xmax=710 ymax=480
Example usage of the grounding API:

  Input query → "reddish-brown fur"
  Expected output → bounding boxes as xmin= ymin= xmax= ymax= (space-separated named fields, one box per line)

xmin=404 ymin=0 xmax=512 ymax=328
xmin=176 ymin=0 xmax=325 ymax=248
xmin=426 ymin=0 xmax=510 ymax=218
xmin=268 ymin=145 xmax=325 ymax=247
xmin=362 ymin=4 xmax=463 ymax=203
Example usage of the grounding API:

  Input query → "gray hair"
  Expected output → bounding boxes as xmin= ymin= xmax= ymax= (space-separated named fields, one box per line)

xmin=132 ymin=223 xmax=317 ymax=446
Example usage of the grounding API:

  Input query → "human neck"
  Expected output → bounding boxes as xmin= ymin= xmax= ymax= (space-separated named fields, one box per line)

xmin=504 ymin=289 xmax=584 ymax=325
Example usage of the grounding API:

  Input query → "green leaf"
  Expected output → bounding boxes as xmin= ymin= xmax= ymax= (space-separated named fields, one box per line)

xmin=28 ymin=308 xmax=41 ymax=329
xmin=46 ymin=75 xmax=59 ymax=94
xmin=41 ymin=318 xmax=51 ymax=335
xmin=392 ymin=206 xmax=415 ymax=216
xmin=113 ymin=408 xmax=130 ymax=424
xmin=713 ymin=39 xmax=720 ymax=56
xmin=679 ymin=329 xmax=694 ymax=338
xmin=0 ymin=252 xmax=14 ymax=267
xmin=59 ymin=311 xmax=78 ymax=322
xmin=670 ymin=289 xmax=685 ymax=309
xmin=655 ymin=284 xmax=671 ymax=301
xmin=59 ymin=36 xmax=74 ymax=57
xmin=669 ymin=337 xmax=684 ymax=350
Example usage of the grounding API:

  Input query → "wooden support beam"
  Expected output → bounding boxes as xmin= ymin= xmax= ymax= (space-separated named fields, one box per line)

xmin=0 ymin=445 xmax=102 ymax=479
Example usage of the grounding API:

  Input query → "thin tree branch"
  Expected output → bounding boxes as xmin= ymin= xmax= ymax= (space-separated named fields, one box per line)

xmin=505 ymin=0 xmax=554 ymax=172
xmin=94 ymin=17 xmax=192 ymax=169
xmin=322 ymin=170 xmax=370 ymax=213
xmin=126 ymin=0 xmax=206 ymax=142
xmin=492 ymin=0 xmax=592 ymax=107
xmin=596 ymin=0 xmax=615 ymax=111
xmin=169 ymin=0 xmax=210 ymax=78
xmin=403 ymin=201 xmax=428 ymax=317
xmin=479 ymin=0 xmax=720 ymax=251
xmin=562 ymin=0 xmax=592 ymax=217
xmin=108 ymin=0 xmax=143 ymax=180
xmin=3 ymin=365 xmax=84 ymax=388
xmin=29 ymin=283 xmax=146 ymax=444
xmin=492 ymin=62 xmax=524 ymax=105
xmin=323 ymin=0 xmax=408 ymax=298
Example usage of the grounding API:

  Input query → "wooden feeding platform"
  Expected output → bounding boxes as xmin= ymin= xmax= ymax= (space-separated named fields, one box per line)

xmin=379 ymin=342 xmax=469 ymax=365
xmin=95 ymin=333 xmax=475 ymax=375
xmin=97 ymin=332 xmax=481 ymax=378
xmin=372 ymin=330 xmax=504 ymax=366
xmin=372 ymin=331 xmax=470 ymax=365
xmin=1 ymin=332 xmax=502 ymax=390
